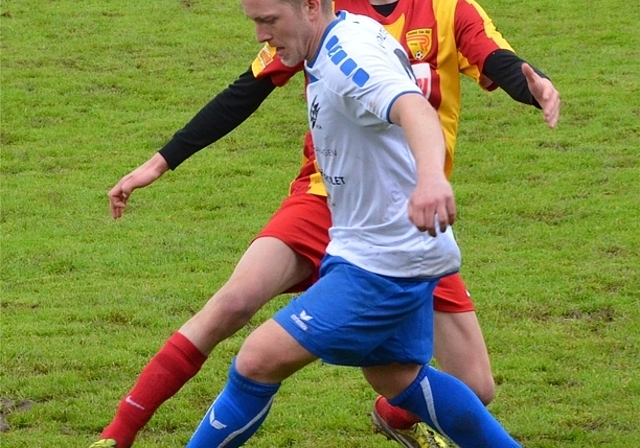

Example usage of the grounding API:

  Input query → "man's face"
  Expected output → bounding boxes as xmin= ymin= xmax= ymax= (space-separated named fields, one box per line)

xmin=241 ymin=0 xmax=312 ymax=67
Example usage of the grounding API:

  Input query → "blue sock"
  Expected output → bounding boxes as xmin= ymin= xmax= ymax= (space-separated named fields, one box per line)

xmin=389 ymin=365 xmax=521 ymax=448
xmin=187 ymin=358 xmax=281 ymax=448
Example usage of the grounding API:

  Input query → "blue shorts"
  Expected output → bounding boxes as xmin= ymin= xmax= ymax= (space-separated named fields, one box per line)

xmin=273 ymin=255 xmax=437 ymax=367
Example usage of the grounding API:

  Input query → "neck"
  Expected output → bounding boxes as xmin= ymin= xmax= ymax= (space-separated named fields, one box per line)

xmin=306 ymin=10 xmax=337 ymax=61
xmin=369 ymin=0 xmax=397 ymax=5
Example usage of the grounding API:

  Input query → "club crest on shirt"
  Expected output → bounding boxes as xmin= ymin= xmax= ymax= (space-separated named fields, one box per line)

xmin=406 ymin=29 xmax=433 ymax=61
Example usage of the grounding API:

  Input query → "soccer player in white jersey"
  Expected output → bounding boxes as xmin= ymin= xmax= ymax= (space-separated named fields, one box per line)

xmin=185 ymin=0 xmax=521 ymax=447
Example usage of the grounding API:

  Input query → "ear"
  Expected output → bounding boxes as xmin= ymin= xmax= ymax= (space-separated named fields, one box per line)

xmin=305 ymin=0 xmax=322 ymax=17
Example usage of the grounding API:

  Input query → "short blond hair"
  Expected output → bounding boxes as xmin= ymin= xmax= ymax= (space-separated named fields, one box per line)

xmin=278 ymin=0 xmax=333 ymax=15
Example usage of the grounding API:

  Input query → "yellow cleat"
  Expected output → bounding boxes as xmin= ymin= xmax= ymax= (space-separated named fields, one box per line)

xmin=371 ymin=407 xmax=456 ymax=448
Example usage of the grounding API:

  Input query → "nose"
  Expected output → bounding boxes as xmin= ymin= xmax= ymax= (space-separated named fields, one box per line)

xmin=254 ymin=23 xmax=271 ymax=43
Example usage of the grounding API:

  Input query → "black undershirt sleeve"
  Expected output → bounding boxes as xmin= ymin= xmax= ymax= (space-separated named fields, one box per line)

xmin=482 ymin=49 xmax=549 ymax=109
xmin=158 ymin=67 xmax=277 ymax=170
xmin=158 ymin=50 xmax=548 ymax=169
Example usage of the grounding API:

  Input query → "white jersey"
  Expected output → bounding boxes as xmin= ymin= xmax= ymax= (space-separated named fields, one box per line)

xmin=305 ymin=11 xmax=460 ymax=278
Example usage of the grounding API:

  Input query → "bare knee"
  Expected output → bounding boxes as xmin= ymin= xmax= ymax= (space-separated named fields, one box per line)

xmin=435 ymin=353 xmax=495 ymax=403
xmin=433 ymin=310 xmax=495 ymax=405
xmin=180 ymin=284 xmax=270 ymax=354
xmin=363 ymin=363 xmax=422 ymax=399
xmin=460 ymin=371 xmax=495 ymax=405
xmin=436 ymin=353 xmax=496 ymax=405
xmin=209 ymin=285 xmax=266 ymax=327
xmin=235 ymin=320 xmax=316 ymax=384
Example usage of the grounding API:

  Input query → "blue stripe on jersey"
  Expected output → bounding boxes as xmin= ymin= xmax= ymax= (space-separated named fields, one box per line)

xmin=326 ymin=43 xmax=370 ymax=86
xmin=326 ymin=35 xmax=339 ymax=51
xmin=340 ymin=58 xmax=357 ymax=76
xmin=352 ymin=68 xmax=370 ymax=87
xmin=318 ymin=12 xmax=371 ymax=87
xmin=331 ymin=49 xmax=347 ymax=64
xmin=308 ymin=12 xmax=345 ymax=67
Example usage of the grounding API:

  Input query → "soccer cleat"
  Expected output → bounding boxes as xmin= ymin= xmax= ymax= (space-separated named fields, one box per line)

xmin=371 ymin=407 xmax=455 ymax=448
xmin=88 ymin=439 xmax=117 ymax=448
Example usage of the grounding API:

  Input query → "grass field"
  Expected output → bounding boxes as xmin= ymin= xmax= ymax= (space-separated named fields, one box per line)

xmin=1 ymin=0 xmax=639 ymax=447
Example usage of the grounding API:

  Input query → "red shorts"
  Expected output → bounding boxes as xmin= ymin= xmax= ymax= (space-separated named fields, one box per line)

xmin=255 ymin=193 xmax=474 ymax=312
xmin=256 ymin=193 xmax=330 ymax=292
xmin=432 ymin=273 xmax=474 ymax=313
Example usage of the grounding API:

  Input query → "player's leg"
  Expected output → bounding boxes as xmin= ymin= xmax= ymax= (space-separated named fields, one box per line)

xmin=92 ymin=194 xmax=331 ymax=448
xmin=372 ymin=274 xmax=494 ymax=447
xmin=94 ymin=238 xmax=310 ymax=448
xmin=376 ymin=365 xmax=520 ymax=448
xmin=180 ymin=193 xmax=331 ymax=356
xmin=188 ymin=255 xmax=436 ymax=447
xmin=432 ymin=273 xmax=494 ymax=404
xmin=187 ymin=319 xmax=318 ymax=448
xmin=364 ymin=299 xmax=517 ymax=448
xmin=433 ymin=309 xmax=494 ymax=404
xmin=178 ymin=236 xmax=313 ymax=354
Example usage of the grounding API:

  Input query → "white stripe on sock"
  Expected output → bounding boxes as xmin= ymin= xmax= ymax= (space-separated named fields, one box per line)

xmin=219 ymin=396 xmax=275 ymax=448
xmin=419 ymin=372 xmax=448 ymax=437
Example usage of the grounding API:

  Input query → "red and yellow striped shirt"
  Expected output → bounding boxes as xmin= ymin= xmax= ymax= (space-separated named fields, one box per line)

xmin=251 ymin=0 xmax=513 ymax=196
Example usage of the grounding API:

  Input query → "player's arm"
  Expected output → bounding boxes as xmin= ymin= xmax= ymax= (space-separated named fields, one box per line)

xmin=482 ymin=50 xmax=560 ymax=128
xmin=389 ymin=93 xmax=456 ymax=236
xmin=108 ymin=68 xmax=277 ymax=219
xmin=454 ymin=0 xmax=560 ymax=128
xmin=158 ymin=44 xmax=302 ymax=170
xmin=159 ymin=68 xmax=277 ymax=169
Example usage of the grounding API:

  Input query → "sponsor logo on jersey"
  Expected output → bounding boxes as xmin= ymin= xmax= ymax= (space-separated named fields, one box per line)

xmin=316 ymin=148 xmax=337 ymax=157
xmin=406 ymin=28 xmax=433 ymax=61
xmin=320 ymin=171 xmax=346 ymax=186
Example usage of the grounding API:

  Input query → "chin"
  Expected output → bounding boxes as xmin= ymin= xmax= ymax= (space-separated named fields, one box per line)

xmin=279 ymin=54 xmax=303 ymax=67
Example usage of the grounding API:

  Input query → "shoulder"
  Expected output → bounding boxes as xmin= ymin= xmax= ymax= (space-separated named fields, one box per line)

xmin=329 ymin=12 xmax=384 ymax=45
xmin=312 ymin=13 xmax=416 ymax=93
xmin=329 ymin=13 xmax=404 ymax=64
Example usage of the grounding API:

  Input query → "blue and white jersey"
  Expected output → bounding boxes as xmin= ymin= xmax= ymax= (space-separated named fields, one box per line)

xmin=305 ymin=11 xmax=460 ymax=278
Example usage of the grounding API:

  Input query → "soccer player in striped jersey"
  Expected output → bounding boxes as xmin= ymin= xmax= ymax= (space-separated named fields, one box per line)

xmin=93 ymin=0 xmax=559 ymax=447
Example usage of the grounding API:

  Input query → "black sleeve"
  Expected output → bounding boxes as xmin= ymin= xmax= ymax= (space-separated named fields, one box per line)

xmin=158 ymin=67 xmax=277 ymax=170
xmin=482 ymin=49 xmax=549 ymax=109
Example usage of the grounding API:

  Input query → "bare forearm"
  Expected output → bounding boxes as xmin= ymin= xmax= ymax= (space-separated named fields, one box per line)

xmin=390 ymin=93 xmax=455 ymax=234
xmin=390 ymin=93 xmax=446 ymax=180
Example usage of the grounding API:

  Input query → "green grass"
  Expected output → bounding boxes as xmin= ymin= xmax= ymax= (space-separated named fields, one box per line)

xmin=1 ymin=0 xmax=639 ymax=446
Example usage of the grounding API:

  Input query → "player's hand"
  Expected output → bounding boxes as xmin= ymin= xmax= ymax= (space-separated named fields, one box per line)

xmin=108 ymin=154 xmax=169 ymax=219
xmin=108 ymin=174 xmax=136 ymax=219
xmin=408 ymin=176 xmax=456 ymax=237
xmin=522 ymin=63 xmax=560 ymax=129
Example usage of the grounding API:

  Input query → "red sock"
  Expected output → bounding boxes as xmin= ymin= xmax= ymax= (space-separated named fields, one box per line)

xmin=101 ymin=332 xmax=207 ymax=448
xmin=375 ymin=396 xmax=421 ymax=430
